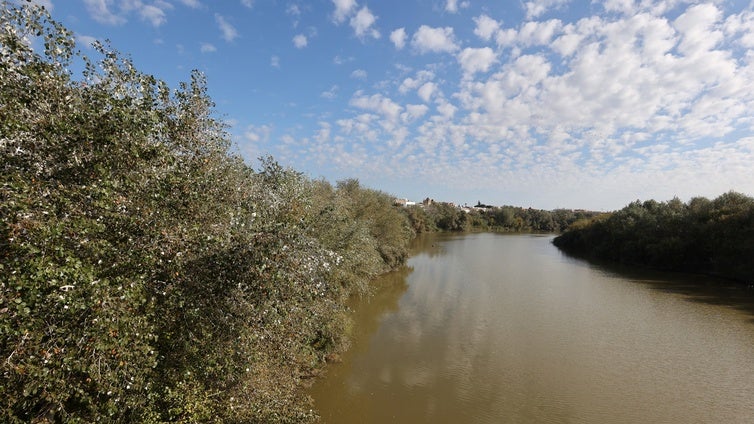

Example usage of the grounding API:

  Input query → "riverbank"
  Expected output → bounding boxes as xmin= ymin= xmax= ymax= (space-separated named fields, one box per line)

xmin=553 ymin=192 xmax=754 ymax=284
xmin=1 ymin=5 xmax=414 ymax=422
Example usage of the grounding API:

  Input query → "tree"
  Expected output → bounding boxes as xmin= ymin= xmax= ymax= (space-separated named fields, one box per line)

xmin=1 ymin=3 xmax=414 ymax=422
xmin=553 ymin=192 xmax=754 ymax=282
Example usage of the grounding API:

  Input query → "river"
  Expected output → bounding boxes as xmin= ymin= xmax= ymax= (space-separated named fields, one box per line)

xmin=310 ymin=232 xmax=754 ymax=423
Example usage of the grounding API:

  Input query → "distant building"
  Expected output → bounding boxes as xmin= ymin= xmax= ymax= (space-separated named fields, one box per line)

xmin=394 ymin=198 xmax=416 ymax=207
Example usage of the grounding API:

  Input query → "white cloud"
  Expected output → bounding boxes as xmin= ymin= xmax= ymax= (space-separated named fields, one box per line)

xmin=28 ymin=0 xmax=53 ymax=10
xmin=458 ymin=47 xmax=497 ymax=77
xmin=350 ymin=91 xmax=403 ymax=123
xmin=240 ymin=0 xmax=253 ymax=8
xmin=332 ymin=0 xmax=357 ymax=24
xmin=315 ymin=122 xmax=332 ymax=143
xmin=523 ymin=0 xmax=571 ymax=20
xmin=351 ymin=69 xmax=368 ymax=79
xmin=350 ymin=6 xmax=380 ymax=39
xmin=488 ymin=18 xmax=565 ymax=52
xmin=390 ymin=27 xmax=407 ymax=49
xmin=293 ymin=34 xmax=308 ymax=48
xmin=724 ymin=10 xmax=754 ymax=48
xmin=83 ymin=0 xmax=126 ymax=25
xmin=83 ymin=0 xmax=174 ymax=27
xmin=244 ymin=124 xmax=272 ymax=144
xmin=550 ymin=24 xmax=583 ymax=57
xmin=178 ymin=0 xmax=201 ymax=8
xmin=474 ymin=15 xmax=500 ymax=41
xmin=454 ymin=6 xmax=751 ymax=151
xmin=436 ymin=99 xmax=457 ymax=119
xmin=399 ymin=70 xmax=435 ymax=94
xmin=417 ymin=82 xmax=437 ymax=102
xmin=445 ymin=0 xmax=469 ymax=13
xmin=287 ymin=4 xmax=301 ymax=16
xmin=602 ymin=0 xmax=635 ymax=15
xmin=336 ymin=113 xmax=380 ymax=142
xmin=270 ymin=55 xmax=280 ymax=67
xmin=268 ymin=2 xmax=754 ymax=210
xmin=200 ymin=42 xmax=216 ymax=53
xmin=399 ymin=78 xmax=419 ymax=94
xmin=321 ymin=85 xmax=338 ymax=99
xmin=76 ymin=34 xmax=98 ymax=49
xmin=333 ymin=55 xmax=354 ymax=65
xmin=215 ymin=14 xmax=238 ymax=42
xmin=411 ymin=25 xmax=459 ymax=54
xmin=518 ymin=19 xmax=562 ymax=46
xmin=403 ymin=104 xmax=430 ymax=122
xmin=673 ymin=3 xmax=723 ymax=56
xmin=495 ymin=27 xmax=518 ymax=47
xmin=280 ymin=134 xmax=296 ymax=145
xmin=139 ymin=4 xmax=168 ymax=27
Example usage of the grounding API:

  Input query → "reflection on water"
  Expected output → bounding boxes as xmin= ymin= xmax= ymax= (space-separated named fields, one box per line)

xmin=310 ymin=233 xmax=754 ymax=423
xmin=566 ymin=256 xmax=754 ymax=324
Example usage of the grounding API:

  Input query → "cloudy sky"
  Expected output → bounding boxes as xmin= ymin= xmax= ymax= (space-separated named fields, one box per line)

xmin=34 ymin=0 xmax=754 ymax=210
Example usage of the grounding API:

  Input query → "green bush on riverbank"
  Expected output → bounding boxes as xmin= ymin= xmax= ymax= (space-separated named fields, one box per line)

xmin=0 ymin=3 xmax=412 ymax=422
xmin=553 ymin=192 xmax=754 ymax=282
xmin=405 ymin=202 xmax=599 ymax=233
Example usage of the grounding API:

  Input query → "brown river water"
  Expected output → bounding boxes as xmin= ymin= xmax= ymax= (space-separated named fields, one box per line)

xmin=310 ymin=232 xmax=754 ymax=423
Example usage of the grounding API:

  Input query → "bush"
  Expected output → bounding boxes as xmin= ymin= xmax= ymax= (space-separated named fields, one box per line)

xmin=0 ymin=3 xmax=412 ymax=422
xmin=553 ymin=193 xmax=754 ymax=281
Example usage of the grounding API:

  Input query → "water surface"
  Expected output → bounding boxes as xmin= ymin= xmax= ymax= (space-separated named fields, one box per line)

xmin=311 ymin=233 xmax=754 ymax=423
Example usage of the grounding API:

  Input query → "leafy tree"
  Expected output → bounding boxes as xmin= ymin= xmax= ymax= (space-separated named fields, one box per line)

xmin=553 ymin=192 xmax=754 ymax=282
xmin=1 ymin=3 xmax=413 ymax=422
xmin=333 ymin=179 xmax=414 ymax=272
xmin=404 ymin=205 xmax=434 ymax=234
xmin=425 ymin=202 xmax=469 ymax=231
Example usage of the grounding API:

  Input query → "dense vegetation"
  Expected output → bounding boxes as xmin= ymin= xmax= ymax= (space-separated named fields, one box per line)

xmin=553 ymin=192 xmax=754 ymax=282
xmin=10 ymin=3 xmax=752 ymax=422
xmin=405 ymin=201 xmax=598 ymax=233
xmin=1 ymin=3 xmax=413 ymax=422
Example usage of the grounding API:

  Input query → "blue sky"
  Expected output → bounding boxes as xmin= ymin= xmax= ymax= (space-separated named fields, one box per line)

xmin=28 ymin=0 xmax=754 ymax=210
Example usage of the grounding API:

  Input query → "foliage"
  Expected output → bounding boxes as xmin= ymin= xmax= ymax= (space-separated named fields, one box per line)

xmin=404 ymin=202 xmax=598 ymax=233
xmin=1 ymin=2 xmax=412 ymax=422
xmin=553 ymin=192 xmax=754 ymax=282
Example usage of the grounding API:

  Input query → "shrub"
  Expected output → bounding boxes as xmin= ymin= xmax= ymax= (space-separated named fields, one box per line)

xmin=1 ymin=3 xmax=412 ymax=422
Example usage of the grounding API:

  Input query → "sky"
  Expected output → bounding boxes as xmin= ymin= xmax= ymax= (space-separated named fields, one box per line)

xmin=24 ymin=0 xmax=754 ymax=210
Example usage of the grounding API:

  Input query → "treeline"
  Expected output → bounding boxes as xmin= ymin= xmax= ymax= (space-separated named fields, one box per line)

xmin=553 ymin=192 xmax=754 ymax=282
xmin=1 ymin=4 xmax=412 ymax=423
xmin=404 ymin=202 xmax=599 ymax=233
